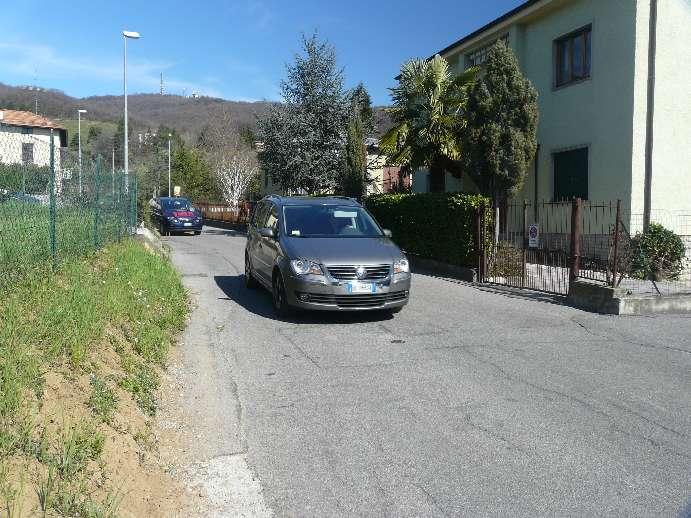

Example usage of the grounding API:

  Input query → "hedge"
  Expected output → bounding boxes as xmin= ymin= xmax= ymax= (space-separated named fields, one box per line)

xmin=365 ymin=193 xmax=490 ymax=267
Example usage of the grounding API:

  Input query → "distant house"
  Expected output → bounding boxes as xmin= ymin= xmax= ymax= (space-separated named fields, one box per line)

xmin=365 ymin=138 xmax=405 ymax=195
xmin=258 ymin=137 xmax=405 ymax=198
xmin=0 ymin=109 xmax=68 ymax=170
xmin=412 ymin=0 xmax=691 ymax=233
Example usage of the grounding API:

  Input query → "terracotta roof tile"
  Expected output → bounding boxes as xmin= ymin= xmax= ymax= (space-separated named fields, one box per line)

xmin=0 ymin=109 xmax=65 ymax=130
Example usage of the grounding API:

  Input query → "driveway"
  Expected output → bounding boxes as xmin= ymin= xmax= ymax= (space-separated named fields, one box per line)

xmin=163 ymin=226 xmax=691 ymax=518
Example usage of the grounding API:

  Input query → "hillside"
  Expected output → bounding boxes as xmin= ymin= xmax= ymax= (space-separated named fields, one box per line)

xmin=0 ymin=83 xmax=274 ymax=141
xmin=0 ymin=82 xmax=392 ymax=142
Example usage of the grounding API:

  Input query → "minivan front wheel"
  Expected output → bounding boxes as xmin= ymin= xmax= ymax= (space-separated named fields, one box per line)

xmin=272 ymin=272 xmax=292 ymax=318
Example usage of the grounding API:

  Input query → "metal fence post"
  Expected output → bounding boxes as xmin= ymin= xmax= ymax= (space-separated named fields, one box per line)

xmin=569 ymin=197 xmax=583 ymax=288
xmin=611 ymin=199 xmax=622 ymax=286
xmin=130 ymin=173 xmax=137 ymax=234
xmin=49 ymin=130 xmax=57 ymax=271
xmin=522 ymin=200 xmax=528 ymax=288
xmin=476 ymin=204 xmax=484 ymax=282
xmin=93 ymin=155 xmax=102 ymax=250
xmin=116 ymin=171 xmax=123 ymax=240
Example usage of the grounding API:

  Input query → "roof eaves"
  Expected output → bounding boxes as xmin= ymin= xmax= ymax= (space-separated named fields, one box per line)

xmin=429 ymin=0 xmax=545 ymax=60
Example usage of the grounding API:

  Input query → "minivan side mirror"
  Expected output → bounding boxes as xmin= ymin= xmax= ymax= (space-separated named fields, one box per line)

xmin=382 ymin=229 xmax=392 ymax=238
xmin=259 ymin=227 xmax=275 ymax=239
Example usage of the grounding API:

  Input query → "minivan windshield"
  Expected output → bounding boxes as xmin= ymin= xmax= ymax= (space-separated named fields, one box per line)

xmin=283 ymin=205 xmax=383 ymax=238
xmin=162 ymin=198 xmax=192 ymax=211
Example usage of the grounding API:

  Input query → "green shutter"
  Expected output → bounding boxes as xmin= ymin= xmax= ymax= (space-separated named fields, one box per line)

xmin=554 ymin=148 xmax=588 ymax=201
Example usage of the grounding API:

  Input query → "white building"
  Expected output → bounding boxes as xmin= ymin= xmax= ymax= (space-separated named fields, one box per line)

xmin=0 ymin=109 xmax=68 ymax=170
xmin=413 ymin=0 xmax=691 ymax=233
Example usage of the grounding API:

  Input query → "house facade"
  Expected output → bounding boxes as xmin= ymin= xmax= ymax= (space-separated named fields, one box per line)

xmin=365 ymin=138 xmax=405 ymax=195
xmin=258 ymin=138 xmax=404 ymax=198
xmin=0 ymin=110 xmax=68 ymax=170
xmin=412 ymin=0 xmax=691 ymax=233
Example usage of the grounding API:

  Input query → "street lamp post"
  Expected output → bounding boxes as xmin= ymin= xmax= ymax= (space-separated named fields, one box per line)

xmin=77 ymin=109 xmax=87 ymax=195
xmin=168 ymin=133 xmax=172 ymax=196
xmin=122 ymin=30 xmax=140 ymax=196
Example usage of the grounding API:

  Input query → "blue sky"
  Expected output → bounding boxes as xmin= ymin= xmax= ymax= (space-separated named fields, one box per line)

xmin=2 ymin=0 xmax=524 ymax=105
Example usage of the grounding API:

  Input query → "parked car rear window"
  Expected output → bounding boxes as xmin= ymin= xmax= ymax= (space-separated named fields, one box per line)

xmin=283 ymin=205 xmax=382 ymax=238
xmin=162 ymin=198 xmax=192 ymax=211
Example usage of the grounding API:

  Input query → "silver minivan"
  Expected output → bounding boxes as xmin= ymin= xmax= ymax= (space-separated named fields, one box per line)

xmin=245 ymin=195 xmax=411 ymax=316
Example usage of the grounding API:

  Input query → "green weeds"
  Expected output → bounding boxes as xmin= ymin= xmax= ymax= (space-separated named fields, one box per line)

xmin=88 ymin=376 xmax=119 ymax=424
xmin=0 ymin=240 xmax=187 ymax=515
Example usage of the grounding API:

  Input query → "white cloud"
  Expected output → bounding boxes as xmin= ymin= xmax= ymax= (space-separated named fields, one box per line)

xmin=244 ymin=0 xmax=274 ymax=31
xmin=0 ymin=41 xmax=223 ymax=98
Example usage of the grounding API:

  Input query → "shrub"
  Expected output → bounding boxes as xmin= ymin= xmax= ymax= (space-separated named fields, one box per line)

xmin=630 ymin=223 xmax=686 ymax=280
xmin=489 ymin=243 xmax=524 ymax=278
xmin=0 ymin=163 xmax=52 ymax=194
xmin=365 ymin=193 xmax=490 ymax=266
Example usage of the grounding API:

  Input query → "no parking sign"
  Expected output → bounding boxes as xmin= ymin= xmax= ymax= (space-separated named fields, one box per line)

xmin=528 ymin=223 xmax=539 ymax=248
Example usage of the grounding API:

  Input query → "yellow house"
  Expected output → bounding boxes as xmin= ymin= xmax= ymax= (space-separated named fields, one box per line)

xmin=412 ymin=0 xmax=691 ymax=234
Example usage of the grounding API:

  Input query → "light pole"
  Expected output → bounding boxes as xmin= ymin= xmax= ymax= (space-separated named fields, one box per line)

xmin=122 ymin=30 xmax=140 ymax=195
xmin=77 ymin=109 xmax=87 ymax=195
xmin=167 ymin=133 xmax=172 ymax=196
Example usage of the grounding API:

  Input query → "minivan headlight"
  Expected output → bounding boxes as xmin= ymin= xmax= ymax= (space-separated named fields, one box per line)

xmin=290 ymin=259 xmax=323 ymax=276
xmin=393 ymin=258 xmax=410 ymax=274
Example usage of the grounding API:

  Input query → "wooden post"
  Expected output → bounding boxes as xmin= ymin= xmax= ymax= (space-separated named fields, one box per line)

xmin=569 ymin=198 xmax=583 ymax=287
xmin=611 ymin=199 xmax=622 ymax=286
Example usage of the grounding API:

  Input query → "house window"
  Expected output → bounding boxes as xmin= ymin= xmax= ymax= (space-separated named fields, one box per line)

xmin=21 ymin=127 xmax=33 ymax=135
xmin=554 ymin=147 xmax=588 ymax=201
xmin=555 ymin=25 xmax=591 ymax=87
xmin=22 ymin=143 xmax=34 ymax=165
xmin=465 ymin=34 xmax=509 ymax=69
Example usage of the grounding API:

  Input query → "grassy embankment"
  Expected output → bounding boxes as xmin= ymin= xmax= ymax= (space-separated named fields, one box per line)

xmin=0 ymin=240 xmax=187 ymax=517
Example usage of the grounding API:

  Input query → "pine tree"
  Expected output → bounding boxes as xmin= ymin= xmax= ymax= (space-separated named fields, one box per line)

xmin=460 ymin=41 xmax=538 ymax=204
xmin=258 ymin=34 xmax=348 ymax=194
xmin=340 ymin=83 xmax=372 ymax=198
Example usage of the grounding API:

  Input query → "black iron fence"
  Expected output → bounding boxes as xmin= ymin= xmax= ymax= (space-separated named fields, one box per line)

xmin=478 ymin=200 xmax=691 ymax=297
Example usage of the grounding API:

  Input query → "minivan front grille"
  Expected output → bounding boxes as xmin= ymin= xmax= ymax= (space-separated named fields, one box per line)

xmin=325 ymin=264 xmax=391 ymax=280
xmin=299 ymin=291 xmax=408 ymax=308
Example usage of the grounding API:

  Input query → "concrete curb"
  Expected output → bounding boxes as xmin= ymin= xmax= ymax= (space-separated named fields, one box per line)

xmin=567 ymin=279 xmax=691 ymax=315
xmin=408 ymin=255 xmax=477 ymax=282
xmin=135 ymin=225 xmax=168 ymax=257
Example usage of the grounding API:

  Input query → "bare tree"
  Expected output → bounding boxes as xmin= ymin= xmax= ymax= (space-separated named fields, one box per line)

xmin=217 ymin=153 xmax=259 ymax=206
xmin=200 ymin=108 xmax=259 ymax=205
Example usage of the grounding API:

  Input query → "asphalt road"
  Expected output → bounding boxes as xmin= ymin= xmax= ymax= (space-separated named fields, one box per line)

xmin=166 ymin=226 xmax=691 ymax=518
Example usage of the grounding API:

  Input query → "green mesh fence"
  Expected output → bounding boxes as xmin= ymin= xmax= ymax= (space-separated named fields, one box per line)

xmin=0 ymin=130 xmax=137 ymax=290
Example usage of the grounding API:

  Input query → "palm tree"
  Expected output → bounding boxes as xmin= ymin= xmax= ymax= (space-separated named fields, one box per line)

xmin=380 ymin=55 xmax=476 ymax=192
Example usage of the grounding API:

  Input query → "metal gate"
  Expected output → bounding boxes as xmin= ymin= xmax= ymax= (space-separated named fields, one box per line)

xmin=477 ymin=200 xmax=629 ymax=296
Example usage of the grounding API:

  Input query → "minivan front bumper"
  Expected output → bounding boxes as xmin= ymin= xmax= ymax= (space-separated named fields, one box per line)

xmin=283 ymin=272 xmax=411 ymax=311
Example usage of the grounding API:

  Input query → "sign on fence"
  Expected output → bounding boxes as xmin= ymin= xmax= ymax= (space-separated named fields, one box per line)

xmin=528 ymin=223 xmax=539 ymax=248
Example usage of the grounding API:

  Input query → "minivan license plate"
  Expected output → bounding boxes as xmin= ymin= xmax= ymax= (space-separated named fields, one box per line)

xmin=183 ymin=222 xmax=192 ymax=227
xmin=346 ymin=281 xmax=375 ymax=294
